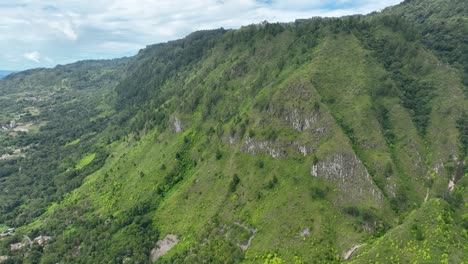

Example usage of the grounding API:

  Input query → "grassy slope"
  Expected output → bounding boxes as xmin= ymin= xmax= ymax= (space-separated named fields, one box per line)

xmin=155 ymin=33 xmax=393 ymax=263
xmin=351 ymin=198 xmax=467 ymax=264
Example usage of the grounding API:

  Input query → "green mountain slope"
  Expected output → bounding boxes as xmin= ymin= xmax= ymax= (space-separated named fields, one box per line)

xmin=0 ymin=0 xmax=466 ymax=263
xmin=383 ymin=0 xmax=468 ymax=88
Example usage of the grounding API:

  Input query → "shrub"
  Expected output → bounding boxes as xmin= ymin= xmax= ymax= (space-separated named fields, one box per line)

xmin=216 ymin=149 xmax=223 ymax=160
xmin=411 ymin=223 xmax=425 ymax=241
xmin=256 ymin=159 xmax=265 ymax=169
xmin=343 ymin=206 xmax=360 ymax=217
xmin=230 ymin=174 xmax=240 ymax=192
xmin=266 ymin=175 xmax=279 ymax=189
xmin=311 ymin=186 xmax=328 ymax=199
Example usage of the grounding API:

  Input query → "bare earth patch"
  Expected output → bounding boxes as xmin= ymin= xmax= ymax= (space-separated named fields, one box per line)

xmin=150 ymin=234 xmax=179 ymax=262
xmin=0 ymin=148 xmax=25 ymax=160
xmin=299 ymin=227 xmax=310 ymax=238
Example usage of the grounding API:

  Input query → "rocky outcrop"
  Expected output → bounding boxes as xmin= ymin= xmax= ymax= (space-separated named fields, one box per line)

xmin=243 ymin=137 xmax=282 ymax=158
xmin=242 ymin=137 xmax=316 ymax=158
xmin=299 ymin=227 xmax=310 ymax=238
xmin=284 ymin=108 xmax=329 ymax=136
xmin=170 ymin=116 xmax=184 ymax=133
xmin=10 ymin=242 xmax=26 ymax=251
xmin=311 ymin=154 xmax=383 ymax=202
xmin=33 ymin=236 xmax=52 ymax=246
xmin=286 ymin=108 xmax=319 ymax=132
xmin=173 ymin=118 xmax=182 ymax=133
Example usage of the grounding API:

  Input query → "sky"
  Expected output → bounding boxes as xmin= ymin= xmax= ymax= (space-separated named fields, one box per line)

xmin=0 ymin=0 xmax=402 ymax=71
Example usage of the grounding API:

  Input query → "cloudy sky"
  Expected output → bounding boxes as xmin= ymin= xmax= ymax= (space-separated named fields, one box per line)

xmin=0 ymin=0 xmax=402 ymax=70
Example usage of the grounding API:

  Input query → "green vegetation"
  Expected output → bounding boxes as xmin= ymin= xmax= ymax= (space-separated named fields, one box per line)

xmin=0 ymin=0 xmax=466 ymax=263
xmin=65 ymin=138 xmax=80 ymax=146
xmin=75 ymin=153 xmax=96 ymax=170
xmin=0 ymin=225 xmax=9 ymax=233
xmin=0 ymin=63 xmax=120 ymax=226
xmin=385 ymin=0 xmax=468 ymax=89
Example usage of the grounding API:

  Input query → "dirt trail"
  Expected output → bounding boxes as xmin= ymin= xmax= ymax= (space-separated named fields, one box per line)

xmin=343 ymin=244 xmax=364 ymax=260
xmin=424 ymin=188 xmax=430 ymax=202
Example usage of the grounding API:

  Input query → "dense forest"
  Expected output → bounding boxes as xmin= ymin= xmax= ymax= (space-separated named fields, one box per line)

xmin=0 ymin=0 xmax=466 ymax=263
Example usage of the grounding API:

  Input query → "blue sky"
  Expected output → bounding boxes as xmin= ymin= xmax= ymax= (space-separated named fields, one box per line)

xmin=0 ymin=0 xmax=402 ymax=70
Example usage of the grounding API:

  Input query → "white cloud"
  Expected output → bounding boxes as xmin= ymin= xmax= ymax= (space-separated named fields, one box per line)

xmin=1 ymin=0 xmax=403 ymax=70
xmin=23 ymin=51 xmax=41 ymax=63
xmin=49 ymin=19 xmax=78 ymax=41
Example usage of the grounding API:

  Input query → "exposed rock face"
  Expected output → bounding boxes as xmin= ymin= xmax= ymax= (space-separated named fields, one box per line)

xmin=242 ymin=137 xmax=316 ymax=158
xmin=311 ymin=154 xmax=362 ymax=179
xmin=173 ymin=117 xmax=182 ymax=133
xmin=150 ymin=234 xmax=179 ymax=262
xmin=284 ymin=108 xmax=329 ymax=137
xmin=311 ymin=153 xmax=383 ymax=203
xmin=286 ymin=108 xmax=319 ymax=132
xmin=292 ymin=142 xmax=317 ymax=156
xmin=243 ymin=137 xmax=282 ymax=158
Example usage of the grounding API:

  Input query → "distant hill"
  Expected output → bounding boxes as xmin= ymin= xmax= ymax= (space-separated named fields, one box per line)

xmin=0 ymin=71 xmax=15 ymax=79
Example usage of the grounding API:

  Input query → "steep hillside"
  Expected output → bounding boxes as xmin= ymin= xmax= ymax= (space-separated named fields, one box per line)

xmin=0 ymin=0 xmax=466 ymax=263
xmin=384 ymin=0 xmax=468 ymax=88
